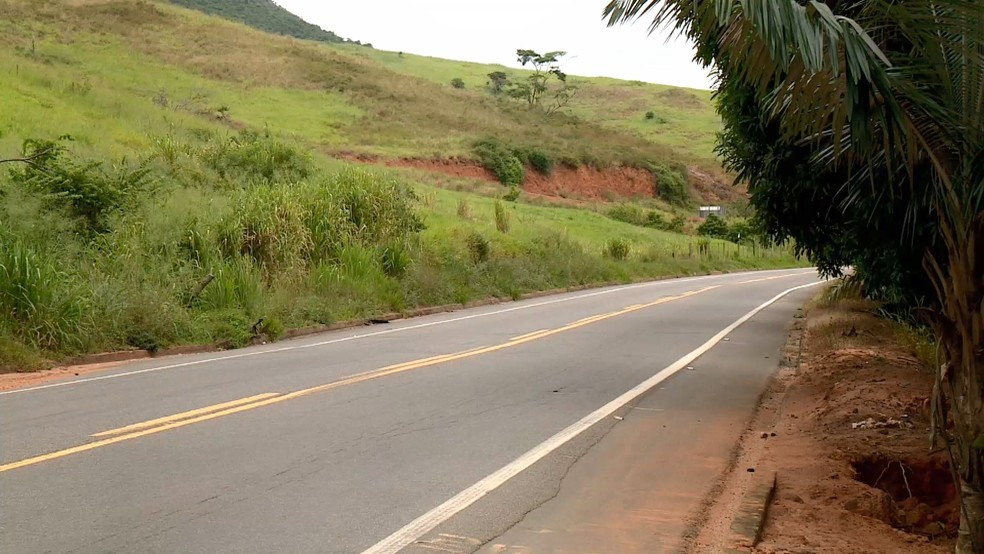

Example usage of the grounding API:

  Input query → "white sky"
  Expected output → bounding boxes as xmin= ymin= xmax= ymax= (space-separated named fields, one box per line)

xmin=276 ymin=0 xmax=714 ymax=90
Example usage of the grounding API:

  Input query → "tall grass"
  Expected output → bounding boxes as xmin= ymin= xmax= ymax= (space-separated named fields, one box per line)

xmin=0 ymin=5 xmax=805 ymax=369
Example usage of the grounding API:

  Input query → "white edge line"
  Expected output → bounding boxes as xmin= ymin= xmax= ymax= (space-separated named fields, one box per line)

xmin=360 ymin=279 xmax=825 ymax=554
xmin=0 ymin=269 xmax=816 ymax=396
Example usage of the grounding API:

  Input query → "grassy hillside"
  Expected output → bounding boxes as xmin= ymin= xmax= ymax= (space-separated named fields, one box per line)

xmin=0 ymin=0 xmax=799 ymax=370
xmin=331 ymin=45 xmax=722 ymax=169
xmin=0 ymin=1 xmax=714 ymax=173
xmin=168 ymin=0 xmax=359 ymax=44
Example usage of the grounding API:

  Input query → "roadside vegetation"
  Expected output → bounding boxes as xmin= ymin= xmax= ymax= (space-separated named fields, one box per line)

xmin=606 ymin=0 xmax=984 ymax=550
xmin=0 ymin=132 xmax=799 ymax=369
xmin=0 ymin=0 xmax=804 ymax=370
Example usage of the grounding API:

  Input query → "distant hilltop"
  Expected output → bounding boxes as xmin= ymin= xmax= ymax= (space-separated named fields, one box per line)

xmin=168 ymin=0 xmax=368 ymax=46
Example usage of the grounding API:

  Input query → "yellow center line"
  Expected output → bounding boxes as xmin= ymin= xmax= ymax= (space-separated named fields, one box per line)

xmin=0 ymin=286 xmax=719 ymax=474
xmin=573 ymin=313 xmax=618 ymax=325
xmin=510 ymin=329 xmax=551 ymax=342
xmin=91 ymin=393 xmax=282 ymax=437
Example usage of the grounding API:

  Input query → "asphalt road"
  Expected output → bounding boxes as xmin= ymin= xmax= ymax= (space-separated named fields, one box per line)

xmin=0 ymin=269 xmax=822 ymax=554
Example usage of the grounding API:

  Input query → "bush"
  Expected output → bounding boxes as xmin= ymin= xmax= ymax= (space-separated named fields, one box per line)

xmin=645 ymin=111 xmax=655 ymax=120
xmin=503 ymin=186 xmax=520 ymax=202
xmin=258 ymin=316 xmax=284 ymax=341
xmin=697 ymin=214 xmax=729 ymax=239
xmin=450 ymin=78 xmax=465 ymax=89
xmin=525 ymin=149 xmax=554 ymax=175
xmin=473 ymin=138 xmax=525 ymax=186
xmin=649 ymin=162 xmax=690 ymax=205
xmin=726 ymin=219 xmax=757 ymax=244
xmin=667 ymin=214 xmax=687 ymax=233
xmin=10 ymin=138 xmax=153 ymax=233
xmin=465 ymin=232 xmax=491 ymax=263
xmin=607 ymin=204 xmax=647 ymax=226
xmin=494 ymin=201 xmax=510 ymax=233
xmin=603 ymin=238 xmax=631 ymax=260
xmin=198 ymin=130 xmax=312 ymax=185
xmin=645 ymin=211 xmax=667 ymax=229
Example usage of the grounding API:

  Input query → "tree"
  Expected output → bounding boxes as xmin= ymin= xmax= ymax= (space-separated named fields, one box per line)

xmin=510 ymin=49 xmax=573 ymax=108
xmin=606 ymin=2 xmax=984 ymax=552
xmin=696 ymin=214 xmax=728 ymax=239
xmin=487 ymin=71 xmax=509 ymax=95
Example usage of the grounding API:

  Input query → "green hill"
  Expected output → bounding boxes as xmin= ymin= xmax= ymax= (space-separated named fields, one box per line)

xmin=168 ymin=0 xmax=360 ymax=44
xmin=0 ymin=0 xmax=798 ymax=370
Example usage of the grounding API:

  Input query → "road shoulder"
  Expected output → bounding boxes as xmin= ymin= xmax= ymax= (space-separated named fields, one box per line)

xmin=690 ymin=296 xmax=956 ymax=553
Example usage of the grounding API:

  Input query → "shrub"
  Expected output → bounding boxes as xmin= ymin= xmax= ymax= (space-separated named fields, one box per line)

xmin=607 ymin=204 xmax=647 ymax=226
xmin=667 ymin=214 xmax=687 ymax=233
xmin=456 ymin=199 xmax=471 ymax=219
xmin=198 ymin=130 xmax=312 ymax=185
xmin=259 ymin=315 xmax=285 ymax=341
xmin=645 ymin=211 xmax=667 ymax=229
xmin=10 ymin=138 xmax=153 ymax=233
xmin=465 ymin=232 xmax=491 ymax=263
xmin=473 ymin=138 xmax=525 ymax=186
xmin=644 ymin=111 xmax=668 ymax=124
xmin=450 ymin=78 xmax=465 ymax=89
xmin=697 ymin=214 xmax=729 ymax=239
xmin=649 ymin=162 xmax=690 ymax=205
xmin=726 ymin=219 xmax=757 ymax=244
xmin=524 ymin=149 xmax=554 ymax=175
xmin=503 ymin=186 xmax=520 ymax=202
xmin=494 ymin=201 xmax=510 ymax=233
xmin=603 ymin=238 xmax=630 ymax=260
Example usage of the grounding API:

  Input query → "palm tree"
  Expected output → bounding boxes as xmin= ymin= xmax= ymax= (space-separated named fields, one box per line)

xmin=604 ymin=1 xmax=983 ymax=551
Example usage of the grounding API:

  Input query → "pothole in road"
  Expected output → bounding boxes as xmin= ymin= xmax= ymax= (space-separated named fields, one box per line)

xmin=850 ymin=455 xmax=959 ymax=539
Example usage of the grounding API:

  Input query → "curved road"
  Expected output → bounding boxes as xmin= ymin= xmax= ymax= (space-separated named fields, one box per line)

xmin=0 ymin=269 xmax=822 ymax=554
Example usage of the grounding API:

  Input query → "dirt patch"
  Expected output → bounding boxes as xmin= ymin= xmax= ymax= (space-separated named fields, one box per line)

xmin=0 ymin=359 xmax=134 ymax=392
xmin=339 ymin=154 xmax=747 ymax=204
xmin=852 ymin=455 xmax=958 ymax=537
xmin=688 ymin=165 xmax=746 ymax=205
xmin=690 ymin=300 xmax=957 ymax=553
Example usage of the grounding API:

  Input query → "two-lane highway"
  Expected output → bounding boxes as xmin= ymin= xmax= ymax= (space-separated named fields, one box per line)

xmin=0 ymin=269 xmax=822 ymax=553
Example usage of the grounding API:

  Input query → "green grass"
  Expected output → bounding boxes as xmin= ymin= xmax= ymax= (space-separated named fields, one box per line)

xmin=0 ymin=0 xmax=804 ymax=371
xmin=332 ymin=45 xmax=724 ymax=169
xmin=0 ymin=0 xmax=722 ymax=172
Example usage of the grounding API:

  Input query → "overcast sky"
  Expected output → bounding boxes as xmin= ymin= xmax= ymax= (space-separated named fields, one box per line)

xmin=276 ymin=0 xmax=714 ymax=90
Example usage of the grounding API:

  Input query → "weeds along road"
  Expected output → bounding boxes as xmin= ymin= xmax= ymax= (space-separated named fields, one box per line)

xmin=0 ymin=269 xmax=822 ymax=554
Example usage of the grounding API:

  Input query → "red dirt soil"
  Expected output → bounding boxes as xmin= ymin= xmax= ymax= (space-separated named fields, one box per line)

xmin=339 ymin=154 xmax=745 ymax=204
xmin=753 ymin=303 xmax=957 ymax=553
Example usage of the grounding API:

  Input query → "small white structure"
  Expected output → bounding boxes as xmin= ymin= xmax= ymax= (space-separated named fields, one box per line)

xmin=698 ymin=206 xmax=724 ymax=218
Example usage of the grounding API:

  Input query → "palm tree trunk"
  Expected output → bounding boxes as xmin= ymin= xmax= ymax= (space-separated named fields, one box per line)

xmin=930 ymin=213 xmax=984 ymax=554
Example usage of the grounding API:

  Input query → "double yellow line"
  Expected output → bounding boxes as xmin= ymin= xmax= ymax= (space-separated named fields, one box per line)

xmin=0 ymin=286 xmax=718 ymax=474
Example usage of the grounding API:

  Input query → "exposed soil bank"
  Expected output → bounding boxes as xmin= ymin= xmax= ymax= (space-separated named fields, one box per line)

xmin=340 ymin=154 xmax=744 ymax=204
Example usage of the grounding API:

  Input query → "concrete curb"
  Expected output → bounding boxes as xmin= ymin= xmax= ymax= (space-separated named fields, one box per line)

xmin=50 ymin=272 xmax=706 ymax=372
xmin=728 ymin=471 xmax=778 ymax=551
